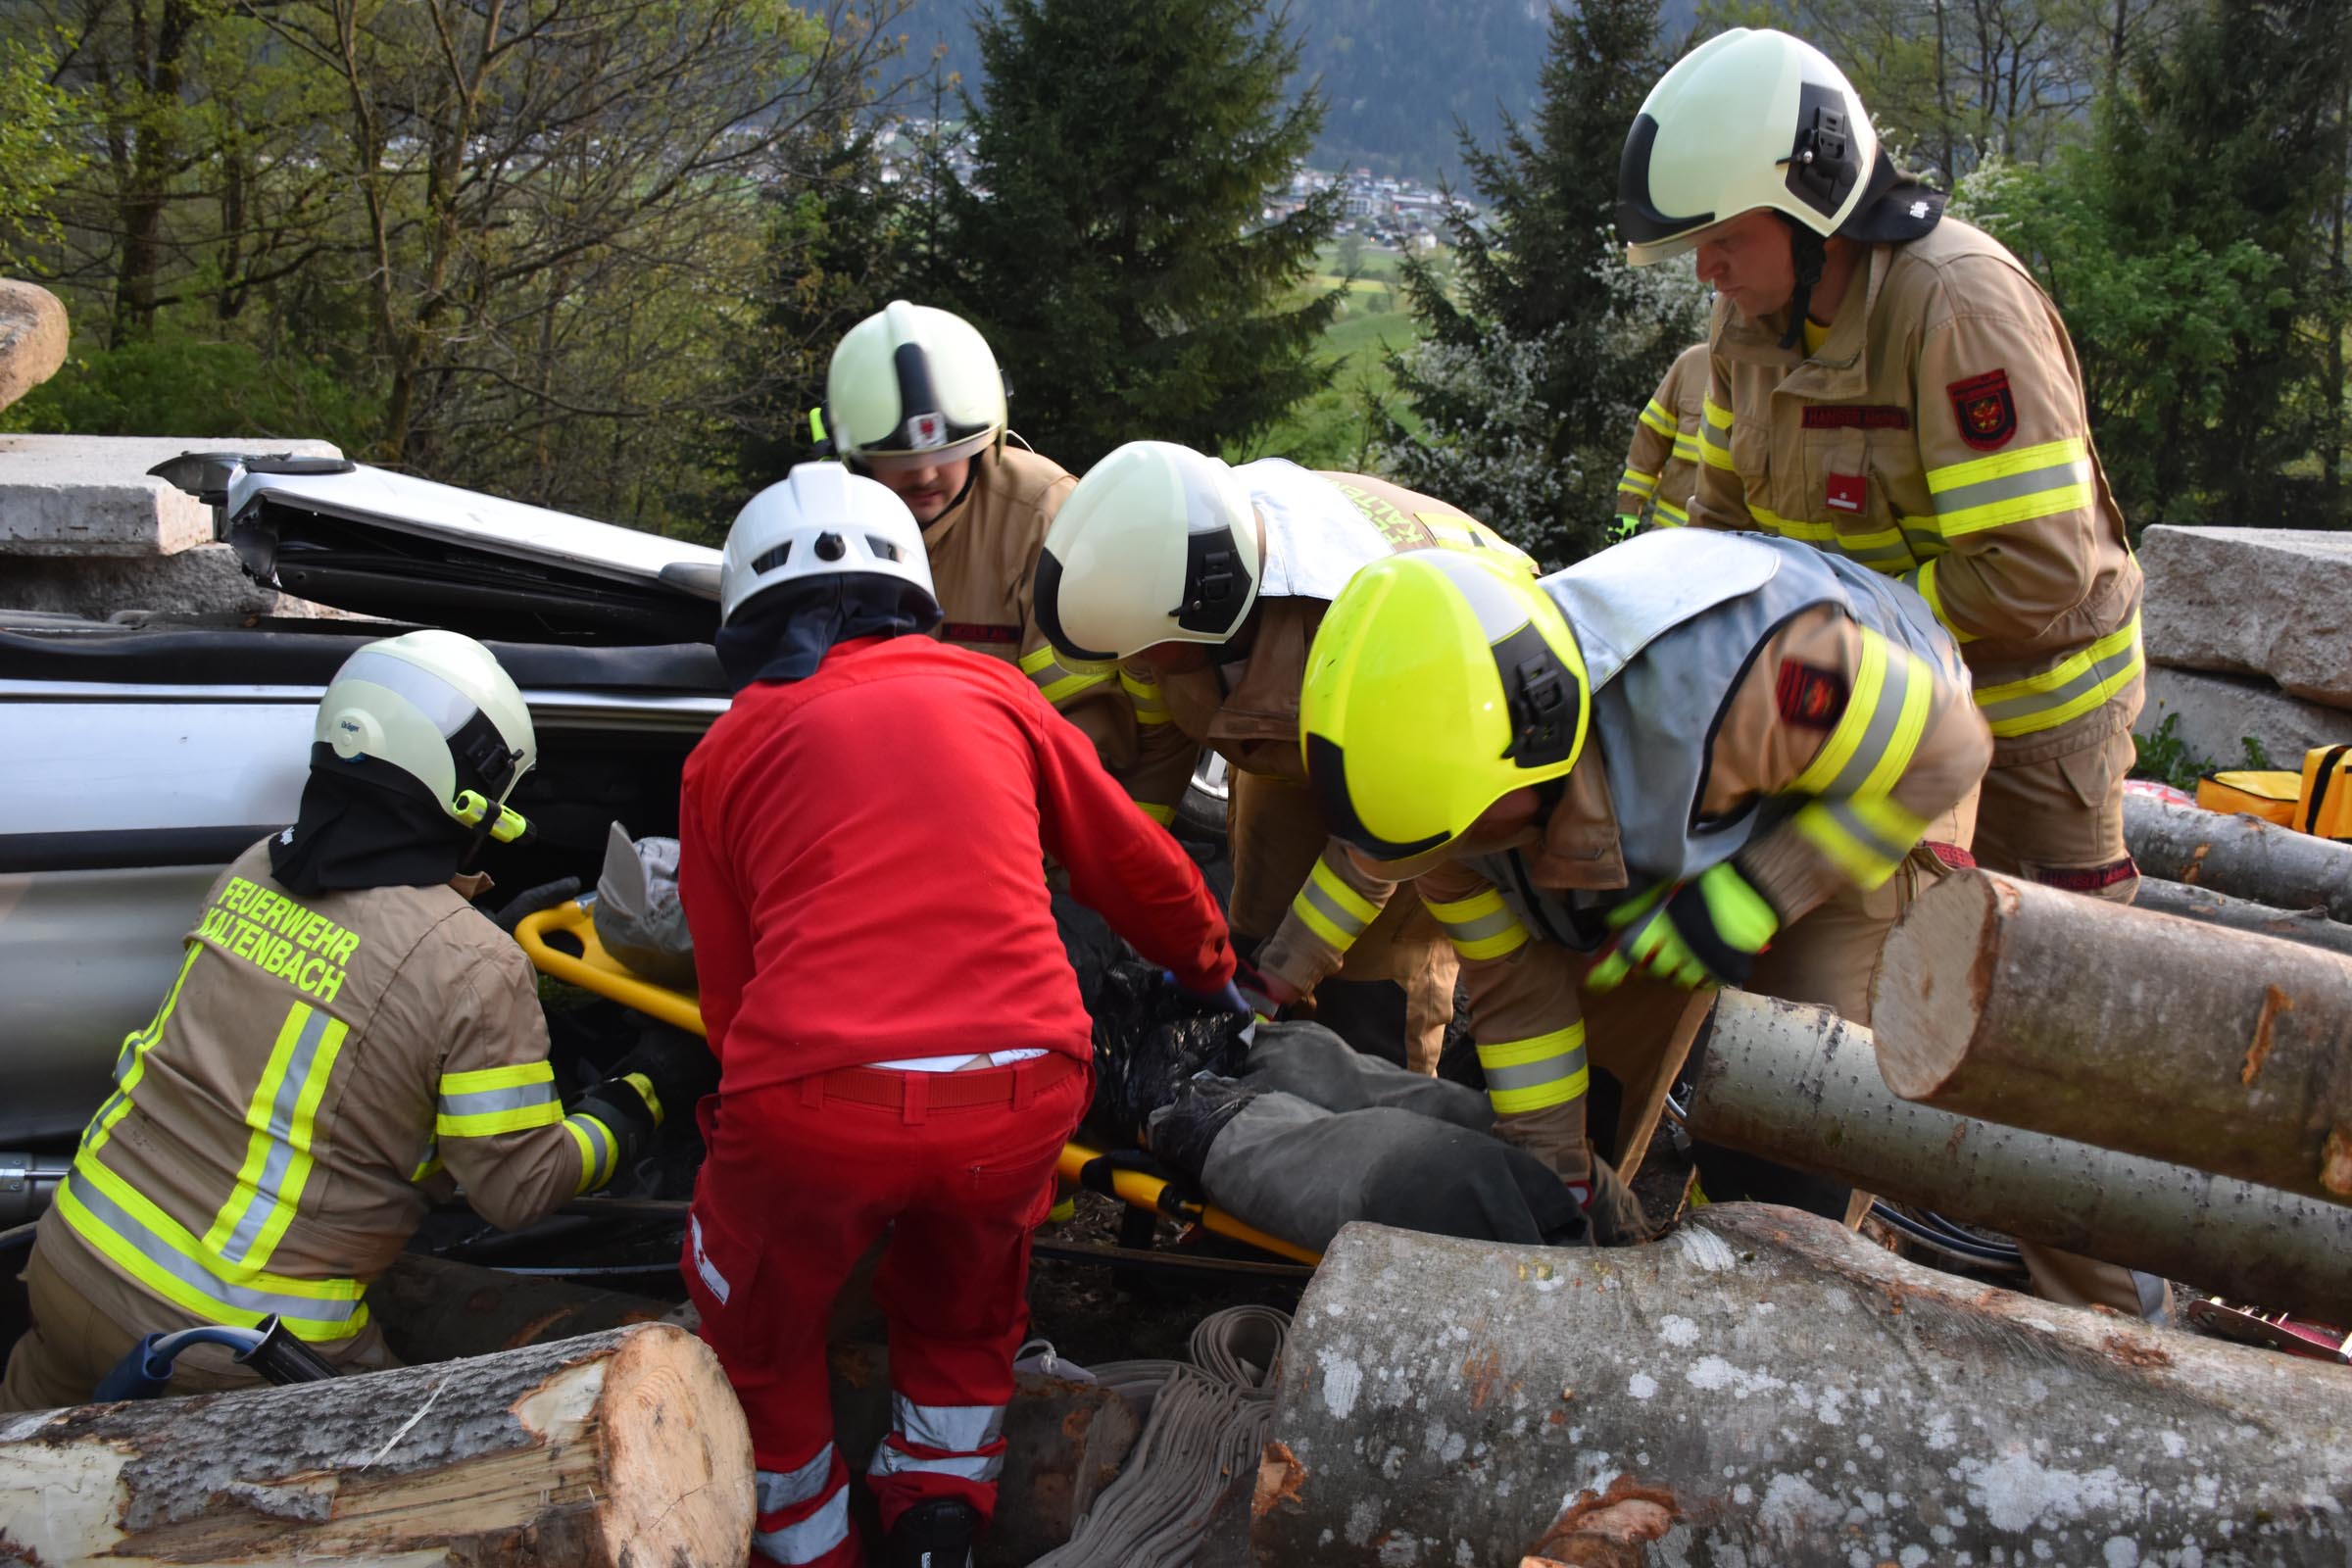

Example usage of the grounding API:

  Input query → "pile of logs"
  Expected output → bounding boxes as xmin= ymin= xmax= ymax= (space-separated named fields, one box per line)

xmin=1249 ymin=819 xmax=2352 ymax=1564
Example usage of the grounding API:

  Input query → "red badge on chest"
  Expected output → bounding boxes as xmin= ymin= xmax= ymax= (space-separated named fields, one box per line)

xmin=1825 ymin=472 xmax=1867 ymax=514
xmin=1948 ymin=368 xmax=2018 ymax=451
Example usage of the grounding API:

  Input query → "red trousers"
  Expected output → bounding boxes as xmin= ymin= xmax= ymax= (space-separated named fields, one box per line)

xmin=682 ymin=1054 xmax=1089 ymax=1568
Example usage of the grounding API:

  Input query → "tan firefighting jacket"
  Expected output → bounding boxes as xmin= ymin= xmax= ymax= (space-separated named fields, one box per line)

xmin=39 ymin=842 xmax=618 ymax=1345
xmin=1618 ymin=341 xmax=1709 ymax=526
xmin=1254 ymin=606 xmax=1989 ymax=1163
xmin=1691 ymin=216 xmax=2143 ymax=766
xmin=1118 ymin=470 xmax=1528 ymax=975
xmin=922 ymin=441 xmax=1149 ymax=783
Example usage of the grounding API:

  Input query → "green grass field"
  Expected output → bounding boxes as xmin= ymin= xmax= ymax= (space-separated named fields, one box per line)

xmin=1232 ymin=244 xmax=1434 ymax=467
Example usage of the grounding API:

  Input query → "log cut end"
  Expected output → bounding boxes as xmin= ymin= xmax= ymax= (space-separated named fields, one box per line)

xmin=1871 ymin=867 xmax=2003 ymax=1100
xmin=588 ymin=1323 xmax=755 ymax=1568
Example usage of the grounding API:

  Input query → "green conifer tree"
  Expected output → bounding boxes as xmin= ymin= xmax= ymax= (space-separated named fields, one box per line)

xmin=1378 ymin=0 xmax=1707 ymax=565
xmin=940 ymin=0 xmax=1343 ymax=470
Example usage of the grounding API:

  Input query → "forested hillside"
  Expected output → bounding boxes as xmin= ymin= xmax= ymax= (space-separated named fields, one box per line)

xmin=908 ymin=0 xmax=1701 ymax=181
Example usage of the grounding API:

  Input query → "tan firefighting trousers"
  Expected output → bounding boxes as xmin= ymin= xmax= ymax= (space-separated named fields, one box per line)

xmin=0 ymin=1244 xmax=397 ymax=1412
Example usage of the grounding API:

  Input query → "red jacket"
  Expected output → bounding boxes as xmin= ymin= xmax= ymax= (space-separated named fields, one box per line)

xmin=679 ymin=635 xmax=1234 ymax=1093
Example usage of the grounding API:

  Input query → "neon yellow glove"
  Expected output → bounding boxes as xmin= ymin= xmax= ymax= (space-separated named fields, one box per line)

xmin=1609 ymin=513 xmax=1643 ymax=543
xmin=1589 ymin=861 xmax=1781 ymax=991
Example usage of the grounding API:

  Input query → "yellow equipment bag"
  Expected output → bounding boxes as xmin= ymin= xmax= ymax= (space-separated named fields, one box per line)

xmin=2301 ymin=747 xmax=2352 ymax=841
xmin=2197 ymin=770 xmax=2303 ymax=827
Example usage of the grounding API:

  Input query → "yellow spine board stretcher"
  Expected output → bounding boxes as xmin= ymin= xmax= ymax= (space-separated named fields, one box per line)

xmin=513 ymin=900 xmax=1320 ymax=1265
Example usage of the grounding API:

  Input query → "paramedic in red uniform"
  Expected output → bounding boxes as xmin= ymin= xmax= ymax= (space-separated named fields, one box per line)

xmin=676 ymin=464 xmax=1240 ymax=1568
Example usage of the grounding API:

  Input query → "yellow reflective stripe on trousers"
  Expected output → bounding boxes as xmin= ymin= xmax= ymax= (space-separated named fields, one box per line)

xmin=1787 ymin=631 xmax=1932 ymax=805
xmin=84 ymin=942 xmax=202 ymax=1158
xmin=436 ymin=1059 xmax=562 ymax=1137
xmin=1792 ymin=795 xmax=1929 ymax=889
xmin=1973 ymin=613 xmax=2144 ymax=738
xmin=57 ymin=1155 xmax=367 ymax=1341
xmin=1926 ymin=438 xmax=2094 ymax=537
xmin=1899 ymin=558 xmax=1976 ymax=644
xmin=1699 ymin=396 xmax=1736 ymax=470
xmin=1119 ymin=667 xmax=1172 ymax=724
xmin=1019 ymin=643 xmax=1113 ymax=705
xmin=1639 ymin=399 xmax=1676 ymax=437
xmin=1418 ymin=887 xmax=1529 ymax=961
xmin=1653 ymin=496 xmax=1690 ymax=527
xmin=204 ymin=1002 xmax=351 ymax=1270
xmin=566 ymin=1113 xmax=619 ymax=1194
xmin=1478 ymin=1021 xmax=1589 ymax=1114
xmin=1134 ymin=799 xmax=1177 ymax=825
xmin=1619 ymin=468 xmax=1659 ymax=497
xmin=1289 ymin=858 xmax=1381 ymax=953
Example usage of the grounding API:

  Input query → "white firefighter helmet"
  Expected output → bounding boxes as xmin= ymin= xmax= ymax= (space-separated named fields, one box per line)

xmin=1617 ymin=28 xmax=1882 ymax=266
xmin=1034 ymin=441 xmax=1264 ymax=662
xmin=316 ymin=629 xmax=536 ymax=842
xmin=824 ymin=301 xmax=1007 ymax=468
xmin=719 ymin=461 xmax=939 ymax=625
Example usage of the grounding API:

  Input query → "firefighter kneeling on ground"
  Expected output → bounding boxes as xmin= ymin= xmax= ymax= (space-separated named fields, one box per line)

xmin=1266 ymin=529 xmax=1990 ymax=1244
xmin=1 ymin=631 xmax=687 ymax=1412
xmin=675 ymin=464 xmax=1239 ymax=1568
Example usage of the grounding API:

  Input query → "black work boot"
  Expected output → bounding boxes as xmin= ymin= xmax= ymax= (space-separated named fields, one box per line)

xmin=882 ymin=1498 xmax=980 ymax=1568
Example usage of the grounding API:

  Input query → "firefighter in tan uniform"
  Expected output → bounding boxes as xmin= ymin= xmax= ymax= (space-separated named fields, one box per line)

xmin=1 ymin=632 xmax=681 ymax=1411
xmin=1614 ymin=340 xmax=1709 ymax=535
xmin=1256 ymin=531 xmax=1989 ymax=1242
xmin=820 ymin=303 xmax=1159 ymax=808
xmin=1033 ymin=441 xmax=1533 ymax=1073
xmin=1615 ymin=28 xmax=2164 ymax=1318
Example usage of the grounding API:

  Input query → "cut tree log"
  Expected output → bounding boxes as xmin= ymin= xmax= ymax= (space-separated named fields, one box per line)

xmin=2132 ymin=876 xmax=2352 ymax=958
xmin=2126 ymin=791 xmax=2352 ymax=920
xmin=1874 ymin=868 xmax=2352 ymax=1202
xmin=1685 ymin=990 xmax=2352 ymax=1317
xmin=1251 ymin=1209 xmax=2352 ymax=1567
xmin=0 ymin=1321 xmax=752 ymax=1566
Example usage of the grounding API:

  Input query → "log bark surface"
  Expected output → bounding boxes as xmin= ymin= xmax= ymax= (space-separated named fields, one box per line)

xmin=1252 ymin=1209 xmax=2352 ymax=1567
xmin=1686 ymin=990 xmax=2352 ymax=1317
xmin=1873 ymin=868 xmax=2352 ymax=1202
xmin=2132 ymin=876 xmax=2352 ymax=958
xmin=2126 ymin=793 xmax=2352 ymax=920
xmin=0 ymin=1321 xmax=752 ymax=1566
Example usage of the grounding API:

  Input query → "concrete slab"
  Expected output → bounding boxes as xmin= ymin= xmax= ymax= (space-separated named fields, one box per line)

xmin=0 ymin=434 xmax=341 ymax=558
xmin=2142 ymin=524 xmax=2352 ymax=709
xmin=2141 ymin=663 xmax=2352 ymax=772
xmin=0 ymin=541 xmax=350 ymax=621
xmin=0 ymin=281 xmax=67 ymax=411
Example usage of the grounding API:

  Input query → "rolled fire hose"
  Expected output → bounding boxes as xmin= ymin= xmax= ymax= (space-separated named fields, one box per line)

xmin=1027 ymin=1303 xmax=1290 ymax=1568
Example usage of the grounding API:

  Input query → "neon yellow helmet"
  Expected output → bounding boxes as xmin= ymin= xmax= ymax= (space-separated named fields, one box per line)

xmin=1301 ymin=551 xmax=1590 ymax=861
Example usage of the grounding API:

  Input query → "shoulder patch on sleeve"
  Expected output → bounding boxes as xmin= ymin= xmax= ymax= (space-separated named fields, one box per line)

xmin=1776 ymin=659 xmax=1849 ymax=730
xmin=1947 ymin=368 xmax=2017 ymax=451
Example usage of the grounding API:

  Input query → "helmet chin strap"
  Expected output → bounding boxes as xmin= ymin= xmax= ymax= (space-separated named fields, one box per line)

xmin=1780 ymin=218 xmax=1828 ymax=351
